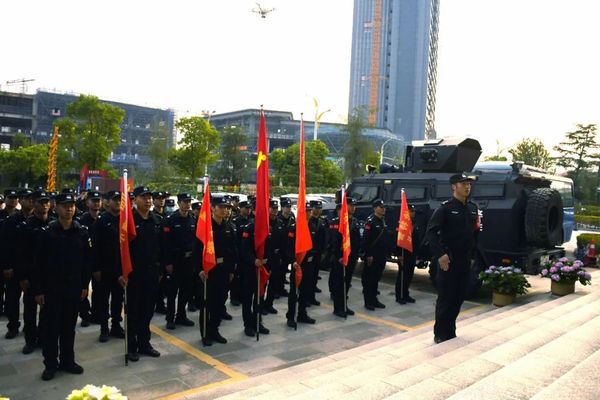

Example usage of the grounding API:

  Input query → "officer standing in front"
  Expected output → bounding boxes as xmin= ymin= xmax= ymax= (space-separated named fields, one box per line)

xmin=78 ymin=190 xmax=102 ymax=327
xmin=162 ymin=193 xmax=196 ymax=330
xmin=306 ymin=200 xmax=326 ymax=306
xmin=121 ymin=186 xmax=162 ymax=361
xmin=0 ymin=189 xmax=19 ymax=317
xmin=152 ymin=190 xmax=169 ymax=315
xmin=361 ymin=199 xmax=393 ymax=310
xmin=276 ymin=198 xmax=295 ymax=298
xmin=230 ymin=201 xmax=253 ymax=306
xmin=32 ymin=193 xmax=92 ymax=381
xmin=426 ymin=173 xmax=479 ymax=344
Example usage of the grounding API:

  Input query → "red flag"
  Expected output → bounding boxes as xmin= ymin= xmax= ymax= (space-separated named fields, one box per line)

xmin=295 ymin=117 xmax=313 ymax=273
xmin=196 ymin=178 xmax=217 ymax=274
xmin=338 ymin=188 xmax=351 ymax=267
xmin=294 ymin=267 xmax=303 ymax=289
xmin=258 ymin=264 xmax=270 ymax=297
xmin=254 ymin=109 xmax=270 ymax=260
xmin=396 ymin=189 xmax=413 ymax=253
xmin=119 ymin=172 xmax=136 ymax=283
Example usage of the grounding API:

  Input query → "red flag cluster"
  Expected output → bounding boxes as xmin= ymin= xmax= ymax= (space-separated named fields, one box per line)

xmin=396 ymin=189 xmax=413 ymax=253
xmin=196 ymin=179 xmax=217 ymax=274
xmin=294 ymin=117 xmax=312 ymax=287
xmin=338 ymin=188 xmax=351 ymax=267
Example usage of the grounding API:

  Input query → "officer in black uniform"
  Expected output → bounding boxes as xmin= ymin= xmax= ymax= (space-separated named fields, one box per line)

xmin=32 ymin=193 xmax=92 ymax=381
xmin=307 ymin=200 xmax=327 ymax=306
xmin=426 ymin=173 xmax=479 ymax=344
xmin=194 ymin=196 xmax=236 ymax=346
xmin=91 ymin=190 xmax=125 ymax=343
xmin=230 ymin=195 xmax=240 ymax=219
xmin=0 ymin=189 xmax=19 ymax=317
xmin=152 ymin=191 xmax=169 ymax=315
xmin=78 ymin=190 xmax=102 ymax=327
xmin=151 ymin=191 xmax=169 ymax=219
xmin=2 ymin=189 xmax=33 ymax=338
xmin=328 ymin=196 xmax=360 ymax=318
xmin=61 ymin=188 xmax=83 ymax=220
xmin=259 ymin=200 xmax=284 ymax=315
xmin=219 ymin=195 xmax=237 ymax=321
xmin=123 ymin=186 xmax=162 ymax=361
xmin=162 ymin=193 xmax=196 ymax=330
xmin=230 ymin=201 xmax=253 ymax=306
xmin=17 ymin=190 xmax=54 ymax=353
xmin=276 ymin=198 xmax=295 ymax=297
xmin=361 ymin=199 xmax=393 ymax=310
xmin=48 ymin=191 xmax=58 ymax=220
xmin=395 ymin=204 xmax=422 ymax=304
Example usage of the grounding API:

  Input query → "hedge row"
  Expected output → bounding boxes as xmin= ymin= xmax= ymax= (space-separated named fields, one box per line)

xmin=577 ymin=204 xmax=600 ymax=216
xmin=575 ymin=215 xmax=600 ymax=226
xmin=576 ymin=233 xmax=600 ymax=246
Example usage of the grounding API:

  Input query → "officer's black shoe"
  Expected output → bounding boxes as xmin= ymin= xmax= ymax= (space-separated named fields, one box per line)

xmin=41 ymin=368 xmax=56 ymax=381
xmin=210 ymin=331 xmax=227 ymax=344
xmin=374 ymin=300 xmax=386 ymax=309
xmin=433 ymin=336 xmax=444 ymax=344
xmin=22 ymin=343 xmax=36 ymax=354
xmin=175 ymin=317 xmax=195 ymax=327
xmin=202 ymin=337 xmax=213 ymax=347
xmin=244 ymin=327 xmax=256 ymax=337
xmin=405 ymin=296 xmax=416 ymax=303
xmin=110 ymin=324 xmax=125 ymax=338
xmin=126 ymin=352 xmax=139 ymax=362
xmin=155 ymin=305 xmax=167 ymax=315
xmin=230 ymin=299 xmax=241 ymax=307
xmin=166 ymin=321 xmax=176 ymax=330
xmin=345 ymin=307 xmax=355 ymax=316
xmin=333 ymin=310 xmax=347 ymax=318
xmin=315 ymin=287 xmax=322 ymax=293
xmin=139 ymin=346 xmax=161 ymax=357
xmin=298 ymin=314 xmax=316 ymax=324
xmin=80 ymin=319 xmax=90 ymax=327
xmin=286 ymin=320 xmax=297 ymax=329
xmin=364 ymin=303 xmax=375 ymax=311
xmin=220 ymin=312 xmax=233 ymax=321
xmin=264 ymin=305 xmax=278 ymax=314
xmin=187 ymin=304 xmax=198 ymax=312
xmin=279 ymin=289 xmax=289 ymax=297
xmin=5 ymin=329 xmax=18 ymax=339
xmin=310 ymin=299 xmax=321 ymax=306
xmin=258 ymin=324 xmax=270 ymax=334
xmin=59 ymin=362 xmax=84 ymax=374
xmin=99 ymin=331 xmax=110 ymax=343
xmin=396 ymin=298 xmax=407 ymax=305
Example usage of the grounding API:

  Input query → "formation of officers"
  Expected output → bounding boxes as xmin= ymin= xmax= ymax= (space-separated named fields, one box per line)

xmin=0 ymin=173 xmax=479 ymax=381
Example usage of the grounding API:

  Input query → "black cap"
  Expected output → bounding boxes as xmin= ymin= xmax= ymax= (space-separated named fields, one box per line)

xmin=152 ymin=191 xmax=168 ymax=199
xmin=55 ymin=193 xmax=76 ymax=204
xmin=280 ymin=198 xmax=292 ymax=207
xmin=32 ymin=190 xmax=50 ymax=201
xmin=133 ymin=186 xmax=151 ymax=197
xmin=192 ymin=202 xmax=201 ymax=210
xmin=238 ymin=200 xmax=251 ymax=208
xmin=177 ymin=193 xmax=192 ymax=201
xmin=106 ymin=190 xmax=121 ymax=200
xmin=346 ymin=196 xmax=357 ymax=205
xmin=48 ymin=191 xmax=58 ymax=198
xmin=165 ymin=198 xmax=175 ymax=207
xmin=449 ymin=173 xmax=475 ymax=184
xmin=372 ymin=199 xmax=385 ymax=208
xmin=247 ymin=195 xmax=256 ymax=204
xmin=231 ymin=195 xmax=240 ymax=202
xmin=308 ymin=200 xmax=323 ymax=209
xmin=4 ymin=189 xmax=18 ymax=198
xmin=269 ymin=199 xmax=279 ymax=208
xmin=17 ymin=189 xmax=33 ymax=198
xmin=211 ymin=196 xmax=231 ymax=207
xmin=61 ymin=188 xmax=75 ymax=194
xmin=128 ymin=191 xmax=134 ymax=199
xmin=87 ymin=191 xmax=102 ymax=200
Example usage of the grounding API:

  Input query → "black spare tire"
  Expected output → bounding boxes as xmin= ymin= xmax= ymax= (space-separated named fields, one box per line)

xmin=525 ymin=188 xmax=563 ymax=248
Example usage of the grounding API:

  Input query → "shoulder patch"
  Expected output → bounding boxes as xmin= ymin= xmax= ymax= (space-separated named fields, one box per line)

xmin=163 ymin=226 xmax=171 ymax=233
xmin=364 ymin=224 xmax=371 ymax=230
xmin=242 ymin=232 xmax=249 ymax=238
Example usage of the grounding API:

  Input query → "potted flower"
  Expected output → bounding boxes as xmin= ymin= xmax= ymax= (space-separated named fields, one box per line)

xmin=541 ymin=257 xmax=592 ymax=296
xmin=67 ymin=385 xmax=127 ymax=400
xmin=479 ymin=265 xmax=531 ymax=306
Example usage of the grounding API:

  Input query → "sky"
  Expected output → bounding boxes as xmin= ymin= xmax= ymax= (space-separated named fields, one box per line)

xmin=2 ymin=0 xmax=599 ymax=157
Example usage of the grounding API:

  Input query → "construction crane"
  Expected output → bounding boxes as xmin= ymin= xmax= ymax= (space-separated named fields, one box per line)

xmin=252 ymin=3 xmax=275 ymax=19
xmin=6 ymin=78 xmax=35 ymax=93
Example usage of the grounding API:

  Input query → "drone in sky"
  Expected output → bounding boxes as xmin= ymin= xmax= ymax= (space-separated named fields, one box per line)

xmin=252 ymin=3 xmax=275 ymax=19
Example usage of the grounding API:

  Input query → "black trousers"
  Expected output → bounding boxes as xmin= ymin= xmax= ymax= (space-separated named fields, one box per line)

xmin=96 ymin=274 xmax=123 ymax=330
xmin=198 ymin=267 xmax=227 ymax=338
xmin=0 ymin=272 xmax=5 ymax=313
xmin=23 ymin=287 xmax=41 ymax=346
xmin=330 ymin=255 xmax=357 ymax=311
xmin=240 ymin=266 xmax=261 ymax=329
xmin=79 ymin=279 xmax=99 ymax=320
xmin=166 ymin=261 xmax=194 ymax=322
xmin=156 ymin=275 xmax=167 ymax=310
xmin=287 ymin=261 xmax=314 ymax=321
xmin=362 ymin=256 xmax=386 ymax=305
xmin=126 ymin=275 xmax=158 ymax=352
xmin=395 ymin=253 xmax=416 ymax=300
xmin=4 ymin=277 xmax=21 ymax=331
xmin=229 ymin=268 xmax=242 ymax=304
xmin=264 ymin=254 xmax=282 ymax=307
xmin=434 ymin=260 xmax=470 ymax=340
xmin=311 ymin=256 xmax=321 ymax=301
xmin=41 ymin=295 xmax=79 ymax=369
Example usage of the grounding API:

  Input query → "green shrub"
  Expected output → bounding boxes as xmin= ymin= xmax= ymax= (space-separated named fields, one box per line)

xmin=576 ymin=204 xmax=600 ymax=216
xmin=575 ymin=215 xmax=600 ymax=226
xmin=577 ymin=233 xmax=600 ymax=247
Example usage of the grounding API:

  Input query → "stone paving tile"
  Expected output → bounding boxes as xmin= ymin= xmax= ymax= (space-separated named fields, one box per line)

xmin=126 ymin=378 xmax=191 ymax=400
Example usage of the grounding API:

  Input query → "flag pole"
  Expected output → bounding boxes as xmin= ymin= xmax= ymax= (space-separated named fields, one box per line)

xmin=122 ymin=169 xmax=129 ymax=366
xmin=256 ymin=264 xmax=260 ymax=341
xmin=401 ymin=248 xmax=405 ymax=302
xmin=342 ymin=186 xmax=347 ymax=319
xmin=202 ymin=176 xmax=208 ymax=345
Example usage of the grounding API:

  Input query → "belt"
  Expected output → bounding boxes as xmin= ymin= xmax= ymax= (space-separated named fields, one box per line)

xmin=184 ymin=251 xmax=192 ymax=258
xmin=216 ymin=257 xmax=224 ymax=264
xmin=306 ymin=256 xmax=313 ymax=262
xmin=274 ymin=249 xmax=280 ymax=254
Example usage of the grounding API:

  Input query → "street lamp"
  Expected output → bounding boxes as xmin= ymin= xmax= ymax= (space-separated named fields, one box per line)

xmin=380 ymin=137 xmax=403 ymax=165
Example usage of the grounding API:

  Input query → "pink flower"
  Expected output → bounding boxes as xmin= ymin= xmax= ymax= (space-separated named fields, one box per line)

xmin=549 ymin=267 xmax=558 ymax=274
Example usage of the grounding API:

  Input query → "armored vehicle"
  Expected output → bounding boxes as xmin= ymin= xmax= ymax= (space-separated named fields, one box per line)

xmin=346 ymin=137 xmax=572 ymax=294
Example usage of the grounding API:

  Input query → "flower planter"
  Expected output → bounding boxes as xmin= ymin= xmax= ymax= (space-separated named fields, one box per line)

xmin=492 ymin=292 xmax=516 ymax=307
xmin=551 ymin=280 xmax=575 ymax=296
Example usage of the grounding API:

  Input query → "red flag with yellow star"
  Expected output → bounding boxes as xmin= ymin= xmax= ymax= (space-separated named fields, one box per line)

xmin=338 ymin=188 xmax=351 ymax=267
xmin=254 ymin=109 xmax=270 ymax=260
xmin=396 ymin=189 xmax=413 ymax=253
xmin=196 ymin=178 xmax=216 ymax=273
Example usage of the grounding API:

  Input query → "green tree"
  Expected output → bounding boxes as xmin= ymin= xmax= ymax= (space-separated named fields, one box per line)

xmin=213 ymin=125 xmax=250 ymax=185
xmin=343 ymin=107 xmax=380 ymax=180
xmin=54 ymin=95 xmax=125 ymax=170
xmin=509 ymin=138 xmax=553 ymax=170
xmin=0 ymin=143 xmax=48 ymax=186
xmin=270 ymin=140 xmax=342 ymax=187
xmin=172 ymin=116 xmax=220 ymax=183
xmin=144 ymin=123 xmax=176 ymax=182
xmin=554 ymin=124 xmax=600 ymax=183
xmin=484 ymin=155 xmax=508 ymax=161
xmin=11 ymin=132 xmax=31 ymax=149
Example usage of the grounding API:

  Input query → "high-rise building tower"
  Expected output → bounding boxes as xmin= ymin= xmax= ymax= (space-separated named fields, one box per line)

xmin=348 ymin=0 xmax=440 ymax=142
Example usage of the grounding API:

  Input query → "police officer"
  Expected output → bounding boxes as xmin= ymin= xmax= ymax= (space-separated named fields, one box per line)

xmin=230 ymin=195 xmax=240 ymax=219
xmin=2 ymin=189 xmax=33 ymax=339
xmin=0 ymin=189 xmax=19 ymax=317
xmin=61 ymin=188 xmax=83 ymax=220
xmin=262 ymin=199 xmax=285 ymax=315
xmin=194 ymin=196 xmax=236 ymax=346
xmin=361 ymin=199 xmax=393 ymax=310
xmin=78 ymin=190 xmax=102 ymax=327
xmin=426 ymin=173 xmax=479 ymax=344
xmin=91 ymin=191 xmax=125 ymax=343
xmin=152 ymin=191 xmax=169 ymax=315
xmin=328 ymin=196 xmax=360 ymax=318
xmin=307 ymin=200 xmax=327 ymax=306
xmin=276 ymin=198 xmax=295 ymax=297
xmin=122 ymin=186 xmax=162 ymax=361
xmin=32 ymin=193 xmax=92 ymax=381
xmin=395 ymin=204 xmax=422 ymax=304
xmin=230 ymin=201 xmax=253 ymax=306
xmin=162 ymin=193 xmax=197 ymax=330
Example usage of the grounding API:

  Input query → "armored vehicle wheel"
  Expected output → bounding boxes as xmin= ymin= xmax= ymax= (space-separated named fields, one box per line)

xmin=525 ymin=188 xmax=563 ymax=248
